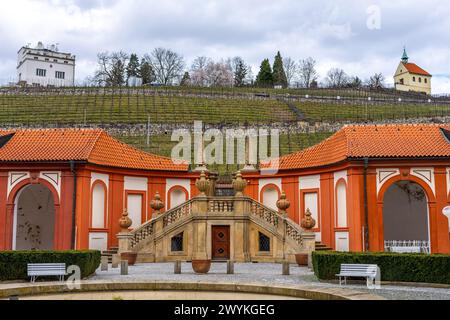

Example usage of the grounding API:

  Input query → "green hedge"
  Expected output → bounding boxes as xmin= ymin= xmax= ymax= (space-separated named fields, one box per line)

xmin=0 ymin=250 xmax=101 ymax=281
xmin=312 ymin=251 xmax=450 ymax=284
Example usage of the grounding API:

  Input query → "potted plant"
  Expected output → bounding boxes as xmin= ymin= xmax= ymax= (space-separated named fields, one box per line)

xmin=294 ymin=253 xmax=309 ymax=266
xmin=191 ymin=259 xmax=212 ymax=274
xmin=121 ymin=251 xmax=138 ymax=266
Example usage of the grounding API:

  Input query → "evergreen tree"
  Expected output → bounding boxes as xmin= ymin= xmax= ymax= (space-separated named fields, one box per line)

xmin=272 ymin=51 xmax=288 ymax=88
xmin=232 ymin=57 xmax=248 ymax=87
xmin=180 ymin=72 xmax=191 ymax=86
xmin=140 ymin=59 xmax=155 ymax=85
xmin=126 ymin=53 xmax=141 ymax=79
xmin=256 ymin=59 xmax=273 ymax=87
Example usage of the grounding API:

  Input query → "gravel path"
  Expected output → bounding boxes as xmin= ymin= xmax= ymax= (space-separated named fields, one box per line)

xmin=91 ymin=263 xmax=450 ymax=300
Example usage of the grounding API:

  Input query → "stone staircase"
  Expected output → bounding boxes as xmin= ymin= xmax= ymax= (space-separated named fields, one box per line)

xmin=315 ymin=241 xmax=333 ymax=251
xmin=101 ymin=247 xmax=118 ymax=263
xmin=117 ymin=194 xmax=316 ymax=264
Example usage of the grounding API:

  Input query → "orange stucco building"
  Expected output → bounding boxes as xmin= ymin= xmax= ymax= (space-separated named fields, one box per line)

xmin=0 ymin=124 xmax=449 ymax=254
xmin=244 ymin=124 xmax=450 ymax=254
xmin=0 ymin=129 xmax=198 ymax=251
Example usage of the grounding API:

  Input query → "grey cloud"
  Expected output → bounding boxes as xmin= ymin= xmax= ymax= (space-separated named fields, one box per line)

xmin=0 ymin=0 xmax=449 ymax=92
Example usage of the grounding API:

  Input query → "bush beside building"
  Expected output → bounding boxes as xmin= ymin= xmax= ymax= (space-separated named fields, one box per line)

xmin=0 ymin=250 xmax=101 ymax=281
xmin=312 ymin=251 xmax=450 ymax=284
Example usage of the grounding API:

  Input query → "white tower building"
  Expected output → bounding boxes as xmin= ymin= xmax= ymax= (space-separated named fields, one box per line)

xmin=16 ymin=42 xmax=76 ymax=87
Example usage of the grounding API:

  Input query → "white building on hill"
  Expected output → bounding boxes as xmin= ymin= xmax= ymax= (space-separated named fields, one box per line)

xmin=16 ymin=42 xmax=76 ymax=87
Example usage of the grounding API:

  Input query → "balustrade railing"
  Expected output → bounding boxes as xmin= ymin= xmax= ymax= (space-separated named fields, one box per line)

xmin=208 ymin=198 xmax=234 ymax=213
xmin=249 ymin=200 xmax=280 ymax=228
xmin=163 ymin=200 xmax=193 ymax=227
xmin=384 ymin=240 xmax=430 ymax=254
xmin=130 ymin=199 xmax=194 ymax=248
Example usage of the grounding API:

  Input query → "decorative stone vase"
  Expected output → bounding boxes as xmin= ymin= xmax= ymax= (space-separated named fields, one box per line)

xmin=121 ymin=252 xmax=138 ymax=266
xmin=195 ymin=171 xmax=210 ymax=197
xmin=276 ymin=191 xmax=291 ymax=216
xmin=301 ymin=209 xmax=317 ymax=230
xmin=192 ymin=260 xmax=212 ymax=274
xmin=119 ymin=209 xmax=132 ymax=232
xmin=232 ymin=171 xmax=247 ymax=197
xmin=150 ymin=192 xmax=165 ymax=215
xmin=206 ymin=172 xmax=218 ymax=197
xmin=295 ymin=253 xmax=309 ymax=266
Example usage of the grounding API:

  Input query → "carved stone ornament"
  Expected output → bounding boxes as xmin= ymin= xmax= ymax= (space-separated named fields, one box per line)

xmin=119 ymin=209 xmax=133 ymax=232
xmin=195 ymin=171 xmax=210 ymax=197
xmin=232 ymin=171 xmax=248 ymax=197
xmin=150 ymin=192 xmax=165 ymax=214
xmin=276 ymin=191 xmax=291 ymax=215
xmin=301 ymin=208 xmax=316 ymax=230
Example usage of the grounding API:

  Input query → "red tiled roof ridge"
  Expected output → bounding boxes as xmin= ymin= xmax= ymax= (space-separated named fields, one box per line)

xmin=0 ymin=128 xmax=189 ymax=171
xmin=273 ymin=123 xmax=450 ymax=171
xmin=402 ymin=62 xmax=431 ymax=76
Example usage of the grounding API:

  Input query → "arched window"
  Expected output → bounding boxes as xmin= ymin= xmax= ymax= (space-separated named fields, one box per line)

xmin=261 ymin=185 xmax=280 ymax=211
xmin=168 ymin=187 xmax=188 ymax=209
xmin=336 ymin=181 xmax=348 ymax=228
xmin=91 ymin=182 xmax=106 ymax=229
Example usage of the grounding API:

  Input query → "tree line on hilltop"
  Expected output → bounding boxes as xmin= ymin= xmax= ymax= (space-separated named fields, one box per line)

xmin=89 ymin=48 xmax=385 ymax=90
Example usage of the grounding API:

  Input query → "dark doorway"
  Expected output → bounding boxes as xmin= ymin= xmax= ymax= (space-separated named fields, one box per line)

xmin=14 ymin=184 xmax=55 ymax=250
xmin=383 ymin=181 xmax=429 ymax=252
xmin=212 ymin=226 xmax=230 ymax=260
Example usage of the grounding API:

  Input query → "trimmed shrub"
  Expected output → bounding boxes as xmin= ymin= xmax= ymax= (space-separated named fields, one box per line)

xmin=0 ymin=250 xmax=101 ymax=281
xmin=312 ymin=251 xmax=450 ymax=284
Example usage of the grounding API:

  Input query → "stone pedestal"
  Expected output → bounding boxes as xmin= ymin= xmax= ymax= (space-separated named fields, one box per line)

xmin=174 ymin=261 xmax=182 ymax=274
xmin=117 ymin=232 xmax=133 ymax=254
xmin=120 ymin=260 xmax=128 ymax=275
xmin=282 ymin=261 xmax=290 ymax=276
xmin=112 ymin=254 xmax=120 ymax=268
xmin=301 ymin=232 xmax=316 ymax=269
xmin=227 ymin=260 xmax=235 ymax=274
xmin=101 ymin=256 xmax=109 ymax=271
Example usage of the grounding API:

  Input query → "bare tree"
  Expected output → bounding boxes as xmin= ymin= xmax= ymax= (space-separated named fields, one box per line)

xmin=145 ymin=48 xmax=185 ymax=85
xmin=283 ymin=57 xmax=297 ymax=87
xmin=325 ymin=68 xmax=349 ymax=88
xmin=205 ymin=60 xmax=233 ymax=87
xmin=366 ymin=73 xmax=385 ymax=89
xmin=191 ymin=56 xmax=211 ymax=86
xmin=298 ymin=57 xmax=318 ymax=88
xmin=94 ymin=51 xmax=129 ymax=87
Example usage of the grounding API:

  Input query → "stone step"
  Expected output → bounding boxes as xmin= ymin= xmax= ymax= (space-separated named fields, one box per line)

xmin=315 ymin=242 xmax=333 ymax=251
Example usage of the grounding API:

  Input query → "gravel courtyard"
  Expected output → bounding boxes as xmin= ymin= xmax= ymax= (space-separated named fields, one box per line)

xmin=91 ymin=262 xmax=450 ymax=300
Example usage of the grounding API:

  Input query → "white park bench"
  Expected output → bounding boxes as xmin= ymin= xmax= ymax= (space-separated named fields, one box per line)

xmin=336 ymin=264 xmax=380 ymax=289
xmin=27 ymin=263 xmax=66 ymax=283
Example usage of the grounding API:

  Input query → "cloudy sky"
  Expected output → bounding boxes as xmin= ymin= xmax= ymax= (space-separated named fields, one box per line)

xmin=1 ymin=0 xmax=450 ymax=93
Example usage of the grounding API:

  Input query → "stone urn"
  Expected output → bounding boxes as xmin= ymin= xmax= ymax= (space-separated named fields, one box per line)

xmin=276 ymin=191 xmax=290 ymax=216
xmin=232 ymin=171 xmax=247 ymax=197
xmin=192 ymin=260 xmax=212 ymax=274
xmin=150 ymin=192 xmax=165 ymax=215
xmin=301 ymin=209 xmax=317 ymax=230
xmin=119 ymin=209 xmax=132 ymax=232
xmin=295 ymin=253 xmax=309 ymax=266
xmin=195 ymin=171 xmax=210 ymax=197
xmin=121 ymin=252 xmax=138 ymax=266
xmin=206 ymin=172 xmax=218 ymax=197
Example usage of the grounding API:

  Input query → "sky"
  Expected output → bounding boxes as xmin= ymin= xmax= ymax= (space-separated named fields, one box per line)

xmin=0 ymin=0 xmax=450 ymax=93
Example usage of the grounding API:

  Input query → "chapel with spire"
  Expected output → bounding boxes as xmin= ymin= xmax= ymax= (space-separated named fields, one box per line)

xmin=394 ymin=47 xmax=432 ymax=95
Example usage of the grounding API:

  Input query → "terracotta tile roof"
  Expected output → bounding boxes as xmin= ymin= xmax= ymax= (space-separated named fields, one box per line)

xmin=0 ymin=128 xmax=188 ymax=172
xmin=403 ymin=63 xmax=432 ymax=77
xmin=271 ymin=124 xmax=450 ymax=171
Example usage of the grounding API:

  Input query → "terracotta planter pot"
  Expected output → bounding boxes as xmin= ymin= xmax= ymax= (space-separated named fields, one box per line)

xmin=192 ymin=260 xmax=212 ymax=274
xmin=295 ymin=253 xmax=309 ymax=266
xmin=121 ymin=252 xmax=138 ymax=266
